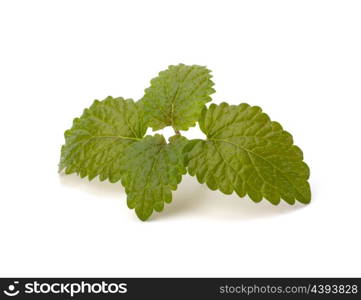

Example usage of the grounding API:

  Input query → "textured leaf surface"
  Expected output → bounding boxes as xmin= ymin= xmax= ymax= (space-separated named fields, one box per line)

xmin=59 ymin=96 xmax=147 ymax=182
xmin=141 ymin=64 xmax=215 ymax=131
xmin=185 ymin=103 xmax=311 ymax=205
xmin=120 ymin=135 xmax=188 ymax=221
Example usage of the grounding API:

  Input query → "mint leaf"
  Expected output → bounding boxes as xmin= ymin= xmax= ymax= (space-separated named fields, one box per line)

xmin=141 ymin=64 xmax=215 ymax=131
xmin=59 ymin=96 xmax=147 ymax=182
xmin=120 ymin=134 xmax=188 ymax=221
xmin=59 ymin=64 xmax=312 ymax=220
xmin=185 ymin=103 xmax=311 ymax=205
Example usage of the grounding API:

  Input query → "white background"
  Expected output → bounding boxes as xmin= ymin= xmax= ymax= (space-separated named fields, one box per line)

xmin=0 ymin=0 xmax=360 ymax=277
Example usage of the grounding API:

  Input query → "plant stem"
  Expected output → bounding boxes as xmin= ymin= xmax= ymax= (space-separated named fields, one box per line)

xmin=173 ymin=128 xmax=181 ymax=136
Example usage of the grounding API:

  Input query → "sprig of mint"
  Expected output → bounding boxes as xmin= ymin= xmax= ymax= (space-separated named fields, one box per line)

xmin=59 ymin=64 xmax=311 ymax=221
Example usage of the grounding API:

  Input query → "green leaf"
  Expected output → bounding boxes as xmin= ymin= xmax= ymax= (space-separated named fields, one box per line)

xmin=120 ymin=134 xmax=188 ymax=221
xmin=141 ymin=64 xmax=215 ymax=131
xmin=59 ymin=96 xmax=147 ymax=182
xmin=185 ymin=103 xmax=311 ymax=205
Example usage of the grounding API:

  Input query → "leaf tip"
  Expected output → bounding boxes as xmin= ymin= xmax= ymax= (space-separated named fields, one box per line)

xmin=135 ymin=210 xmax=151 ymax=222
